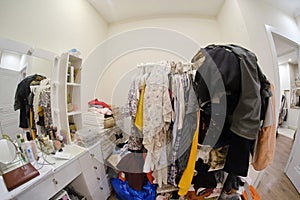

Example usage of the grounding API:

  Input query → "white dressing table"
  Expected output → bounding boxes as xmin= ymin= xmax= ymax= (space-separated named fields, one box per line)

xmin=1 ymin=143 xmax=110 ymax=200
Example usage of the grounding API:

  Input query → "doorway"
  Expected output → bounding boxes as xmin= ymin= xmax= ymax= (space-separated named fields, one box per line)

xmin=272 ymin=33 xmax=299 ymax=139
xmin=267 ymin=26 xmax=300 ymax=194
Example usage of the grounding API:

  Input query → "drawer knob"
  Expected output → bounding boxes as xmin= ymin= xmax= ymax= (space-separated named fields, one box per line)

xmin=97 ymin=177 xmax=101 ymax=181
xmin=90 ymin=153 xmax=95 ymax=158
xmin=53 ymin=178 xmax=58 ymax=185
xmin=93 ymin=166 xmax=98 ymax=170
xmin=100 ymin=187 xmax=103 ymax=190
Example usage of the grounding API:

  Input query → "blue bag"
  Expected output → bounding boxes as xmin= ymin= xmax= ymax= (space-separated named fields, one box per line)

xmin=111 ymin=178 xmax=156 ymax=200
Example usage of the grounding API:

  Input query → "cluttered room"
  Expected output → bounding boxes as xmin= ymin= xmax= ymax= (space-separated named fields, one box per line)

xmin=1 ymin=1 xmax=300 ymax=200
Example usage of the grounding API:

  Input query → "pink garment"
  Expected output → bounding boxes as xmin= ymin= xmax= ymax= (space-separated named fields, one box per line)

xmin=98 ymin=107 xmax=113 ymax=115
xmin=88 ymin=98 xmax=111 ymax=110
xmin=88 ymin=107 xmax=113 ymax=115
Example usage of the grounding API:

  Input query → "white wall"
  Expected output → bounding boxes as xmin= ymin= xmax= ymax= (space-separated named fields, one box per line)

xmin=237 ymin=0 xmax=300 ymax=83
xmin=217 ymin=0 xmax=251 ymax=47
xmin=96 ymin=49 xmax=185 ymax=106
xmin=296 ymin=15 xmax=300 ymax=29
xmin=287 ymin=108 xmax=299 ymax=130
xmin=279 ymin=63 xmax=291 ymax=92
xmin=82 ymin=28 xmax=200 ymax=111
xmin=108 ymin=17 xmax=222 ymax=46
xmin=0 ymin=0 xmax=108 ymax=57
xmin=85 ymin=17 xmax=222 ymax=107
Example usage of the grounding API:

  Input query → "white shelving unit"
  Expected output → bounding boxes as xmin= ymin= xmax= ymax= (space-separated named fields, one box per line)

xmin=52 ymin=52 xmax=82 ymax=144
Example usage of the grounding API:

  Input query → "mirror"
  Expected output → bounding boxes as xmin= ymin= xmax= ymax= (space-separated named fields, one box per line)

xmin=0 ymin=139 xmax=17 ymax=164
xmin=0 ymin=37 xmax=55 ymax=140
xmin=273 ymin=34 xmax=300 ymax=132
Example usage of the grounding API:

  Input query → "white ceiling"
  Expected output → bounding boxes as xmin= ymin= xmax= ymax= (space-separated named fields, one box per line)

xmin=87 ymin=0 xmax=225 ymax=23
xmin=273 ymin=34 xmax=298 ymax=65
xmin=88 ymin=0 xmax=300 ymax=24
xmin=263 ymin=0 xmax=300 ymax=17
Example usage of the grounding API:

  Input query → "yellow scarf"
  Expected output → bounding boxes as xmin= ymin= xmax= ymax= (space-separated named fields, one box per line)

xmin=178 ymin=111 xmax=200 ymax=196
xmin=135 ymin=83 xmax=146 ymax=131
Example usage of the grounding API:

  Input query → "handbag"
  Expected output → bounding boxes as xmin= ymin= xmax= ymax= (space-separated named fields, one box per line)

xmin=252 ymin=84 xmax=276 ymax=171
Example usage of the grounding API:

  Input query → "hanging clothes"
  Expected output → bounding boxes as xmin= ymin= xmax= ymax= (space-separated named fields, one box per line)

xmin=31 ymin=78 xmax=52 ymax=131
xmin=167 ymin=74 xmax=182 ymax=186
xmin=150 ymin=127 xmax=172 ymax=187
xmin=192 ymin=44 xmax=271 ymax=177
xmin=176 ymin=73 xmax=200 ymax=176
xmin=278 ymin=94 xmax=288 ymax=125
xmin=168 ymin=72 xmax=199 ymax=186
xmin=14 ymin=74 xmax=46 ymax=129
xmin=127 ymin=76 xmax=144 ymax=151
xmin=117 ymin=45 xmax=272 ymax=199
xmin=142 ymin=64 xmax=172 ymax=175
xmin=142 ymin=64 xmax=172 ymax=151
xmin=125 ymin=62 xmax=199 ymax=188
xmin=39 ymin=87 xmax=52 ymax=127
xmin=28 ymin=92 xmax=36 ymax=139
xmin=178 ymin=111 xmax=200 ymax=196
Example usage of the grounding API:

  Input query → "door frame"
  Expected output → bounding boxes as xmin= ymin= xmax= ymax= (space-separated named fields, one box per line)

xmin=265 ymin=24 xmax=300 ymax=192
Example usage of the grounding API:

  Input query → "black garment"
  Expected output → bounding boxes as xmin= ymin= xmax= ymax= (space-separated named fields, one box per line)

xmin=193 ymin=45 xmax=241 ymax=147
xmin=14 ymin=74 xmax=46 ymax=128
xmin=216 ymin=129 xmax=254 ymax=177
xmin=193 ymin=45 xmax=241 ymax=117
xmin=14 ymin=74 xmax=44 ymax=111
xmin=14 ymin=74 xmax=39 ymax=128
xmin=192 ymin=159 xmax=217 ymax=190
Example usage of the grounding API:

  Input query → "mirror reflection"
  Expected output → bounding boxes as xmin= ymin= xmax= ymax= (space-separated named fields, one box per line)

xmin=273 ymin=34 xmax=300 ymax=132
xmin=0 ymin=40 xmax=53 ymax=142
xmin=0 ymin=139 xmax=17 ymax=165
